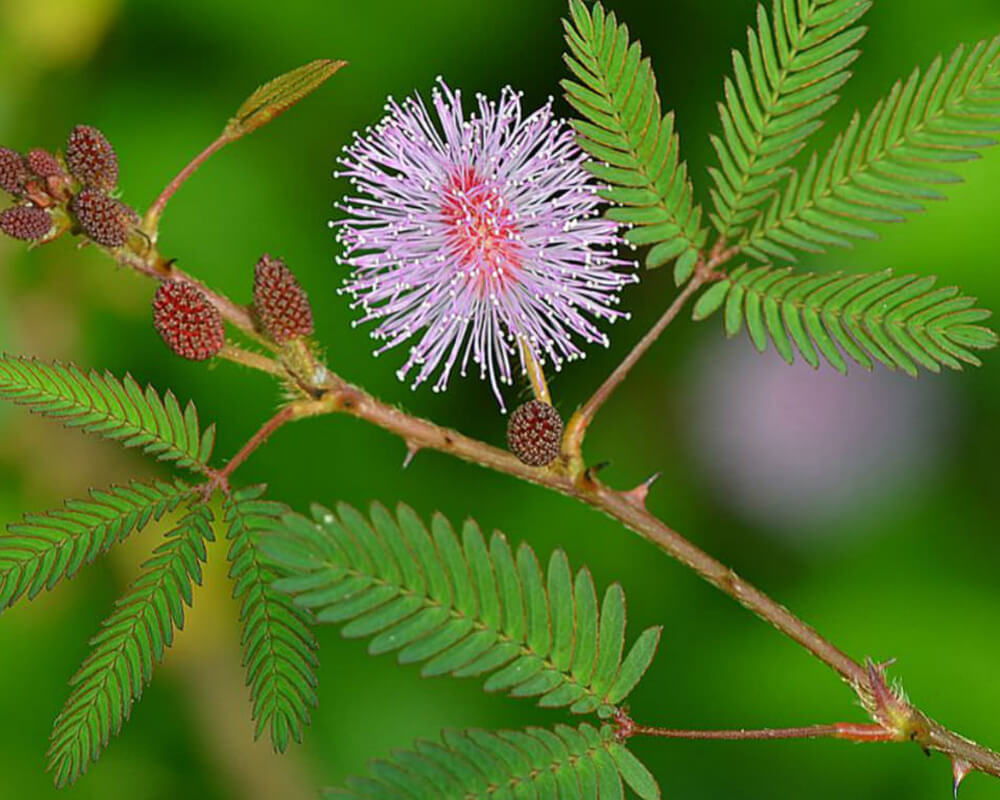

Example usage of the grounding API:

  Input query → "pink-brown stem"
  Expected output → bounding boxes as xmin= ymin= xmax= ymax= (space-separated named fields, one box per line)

xmin=625 ymin=723 xmax=896 ymax=743
xmin=143 ymin=133 xmax=232 ymax=235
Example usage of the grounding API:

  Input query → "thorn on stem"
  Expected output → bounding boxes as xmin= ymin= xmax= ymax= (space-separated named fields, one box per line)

xmin=402 ymin=442 xmax=420 ymax=469
xmin=622 ymin=471 xmax=662 ymax=508
xmin=584 ymin=461 xmax=611 ymax=484
xmin=952 ymin=759 xmax=973 ymax=798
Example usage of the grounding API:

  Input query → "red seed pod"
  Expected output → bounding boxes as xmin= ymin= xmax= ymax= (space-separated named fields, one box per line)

xmin=152 ymin=281 xmax=225 ymax=361
xmin=66 ymin=124 xmax=118 ymax=191
xmin=0 ymin=147 xmax=28 ymax=195
xmin=506 ymin=400 xmax=564 ymax=467
xmin=70 ymin=187 xmax=130 ymax=247
xmin=26 ymin=148 xmax=65 ymax=179
xmin=0 ymin=206 xmax=53 ymax=241
xmin=253 ymin=254 xmax=314 ymax=343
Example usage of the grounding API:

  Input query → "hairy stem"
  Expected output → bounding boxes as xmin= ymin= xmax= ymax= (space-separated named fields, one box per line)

xmin=518 ymin=339 xmax=552 ymax=405
xmin=143 ymin=133 xmax=232 ymax=236
xmin=218 ymin=345 xmax=286 ymax=377
xmin=563 ymin=272 xmax=706 ymax=460
xmin=564 ymin=244 xmax=737 ymax=463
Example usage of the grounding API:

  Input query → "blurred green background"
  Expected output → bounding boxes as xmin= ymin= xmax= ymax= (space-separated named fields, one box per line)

xmin=2 ymin=0 xmax=1000 ymax=797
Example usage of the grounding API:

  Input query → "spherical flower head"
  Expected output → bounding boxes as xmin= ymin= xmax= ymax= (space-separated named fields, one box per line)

xmin=0 ymin=206 xmax=53 ymax=241
xmin=334 ymin=79 xmax=635 ymax=410
xmin=152 ymin=281 xmax=225 ymax=361
xmin=507 ymin=400 xmax=564 ymax=467
xmin=66 ymin=124 xmax=118 ymax=192
xmin=253 ymin=254 xmax=314 ymax=343
xmin=0 ymin=147 xmax=28 ymax=195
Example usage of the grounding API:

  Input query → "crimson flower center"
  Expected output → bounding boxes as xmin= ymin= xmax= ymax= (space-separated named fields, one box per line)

xmin=441 ymin=168 xmax=521 ymax=288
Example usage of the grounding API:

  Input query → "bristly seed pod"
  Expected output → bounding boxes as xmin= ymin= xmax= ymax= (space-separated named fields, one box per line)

xmin=0 ymin=206 xmax=53 ymax=241
xmin=26 ymin=148 xmax=65 ymax=179
xmin=66 ymin=124 xmax=118 ymax=191
xmin=0 ymin=147 xmax=28 ymax=195
xmin=153 ymin=281 xmax=225 ymax=361
xmin=70 ymin=187 xmax=131 ymax=247
xmin=506 ymin=400 xmax=564 ymax=467
xmin=253 ymin=254 xmax=314 ymax=343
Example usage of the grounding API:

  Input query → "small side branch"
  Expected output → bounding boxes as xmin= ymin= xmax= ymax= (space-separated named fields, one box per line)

xmin=143 ymin=133 xmax=232 ymax=236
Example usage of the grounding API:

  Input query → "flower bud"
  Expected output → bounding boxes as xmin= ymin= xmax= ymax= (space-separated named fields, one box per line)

xmin=70 ymin=187 xmax=130 ymax=247
xmin=26 ymin=148 xmax=65 ymax=179
xmin=66 ymin=124 xmax=118 ymax=191
xmin=0 ymin=147 xmax=28 ymax=195
xmin=253 ymin=254 xmax=314 ymax=343
xmin=152 ymin=281 xmax=225 ymax=361
xmin=0 ymin=206 xmax=53 ymax=241
xmin=506 ymin=400 xmax=564 ymax=467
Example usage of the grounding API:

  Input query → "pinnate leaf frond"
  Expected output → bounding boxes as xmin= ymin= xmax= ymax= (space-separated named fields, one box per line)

xmin=0 ymin=355 xmax=215 ymax=471
xmin=47 ymin=504 xmax=214 ymax=787
xmin=224 ymin=486 xmax=319 ymax=753
xmin=710 ymin=0 xmax=871 ymax=239
xmin=0 ymin=479 xmax=193 ymax=613
xmin=562 ymin=0 xmax=708 ymax=283
xmin=692 ymin=266 xmax=998 ymax=375
xmin=743 ymin=36 xmax=1000 ymax=261
xmin=324 ymin=723 xmax=660 ymax=800
xmin=262 ymin=503 xmax=661 ymax=717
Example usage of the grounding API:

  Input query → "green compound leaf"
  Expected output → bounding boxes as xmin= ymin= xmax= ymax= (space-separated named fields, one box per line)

xmin=262 ymin=504 xmax=661 ymax=718
xmin=694 ymin=265 xmax=998 ymax=376
xmin=223 ymin=486 xmax=319 ymax=753
xmin=562 ymin=0 xmax=708 ymax=279
xmin=47 ymin=504 xmax=214 ymax=788
xmin=744 ymin=36 xmax=1000 ymax=261
xmin=709 ymin=0 xmax=872 ymax=240
xmin=323 ymin=723 xmax=659 ymax=800
xmin=0 ymin=355 xmax=215 ymax=472
xmin=0 ymin=479 xmax=194 ymax=613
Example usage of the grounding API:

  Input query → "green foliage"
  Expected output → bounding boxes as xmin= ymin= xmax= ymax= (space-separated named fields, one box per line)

xmin=0 ymin=355 xmax=215 ymax=472
xmin=709 ymin=0 xmax=871 ymax=240
xmin=693 ymin=266 xmax=998 ymax=375
xmin=562 ymin=0 xmax=707 ymax=281
xmin=743 ymin=36 xmax=1000 ymax=261
xmin=223 ymin=487 xmax=319 ymax=753
xmin=262 ymin=503 xmax=661 ymax=717
xmin=324 ymin=723 xmax=660 ymax=800
xmin=0 ymin=479 xmax=193 ymax=612
xmin=47 ymin=504 xmax=214 ymax=787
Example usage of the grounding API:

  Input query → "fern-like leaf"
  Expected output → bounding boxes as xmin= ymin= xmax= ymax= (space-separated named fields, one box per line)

xmin=47 ymin=504 xmax=214 ymax=787
xmin=0 ymin=355 xmax=215 ymax=471
xmin=743 ymin=36 xmax=1000 ymax=261
xmin=710 ymin=0 xmax=871 ymax=239
xmin=562 ymin=0 xmax=708 ymax=282
xmin=692 ymin=266 xmax=998 ymax=375
xmin=224 ymin=486 xmax=319 ymax=753
xmin=0 ymin=479 xmax=193 ymax=612
xmin=324 ymin=723 xmax=660 ymax=800
xmin=262 ymin=504 xmax=661 ymax=717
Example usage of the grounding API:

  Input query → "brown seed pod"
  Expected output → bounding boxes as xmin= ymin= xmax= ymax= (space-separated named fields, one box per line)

xmin=0 ymin=206 xmax=53 ymax=241
xmin=152 ymin=281 xmax=225 ymax=361
xmin=506 ymin=400 xmax=564 ymax=467
xmin=70 ymin=187 xmax=131 ymax=247
xmin=0 ymin=147 xmax=28 ymax=195
xmin=66 ymin=124 xmax=118 ymax=191
xmin=253 ymin=254 xmax=314 ymax=343
xmin=26 ymin=148 xmax=65 ymax=179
